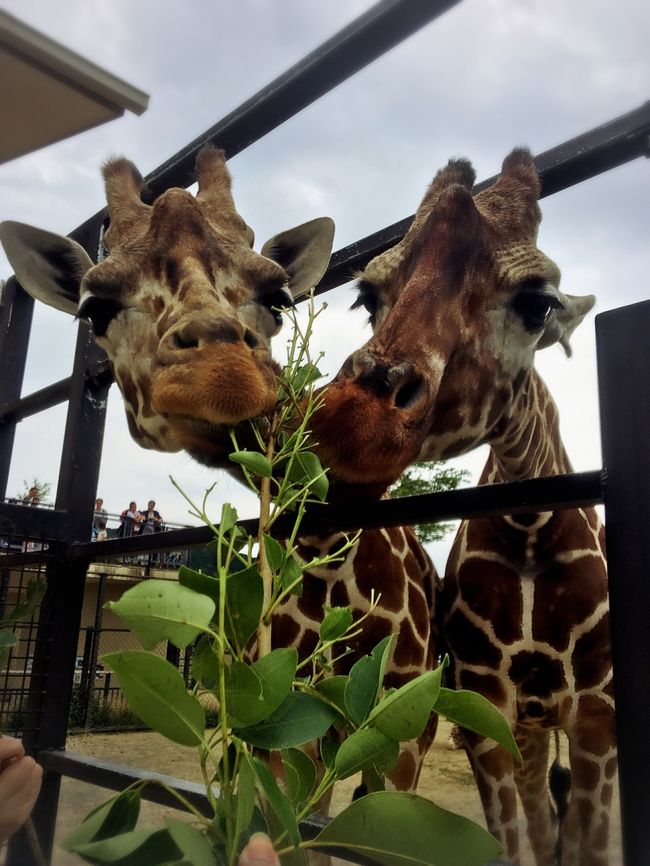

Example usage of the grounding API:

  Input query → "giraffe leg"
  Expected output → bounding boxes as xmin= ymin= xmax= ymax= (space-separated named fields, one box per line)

xmin=463 ymin=731 xmax=521 ymax=864
xmin=513 ymin=727 xmax=558 ymax=866
xmin=560 ymin=706 xmax=617 ymax=866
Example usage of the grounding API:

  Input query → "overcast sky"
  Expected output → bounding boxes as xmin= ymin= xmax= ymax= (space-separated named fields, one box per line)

xmin=1 ymin=0 xmax=648 ymax=571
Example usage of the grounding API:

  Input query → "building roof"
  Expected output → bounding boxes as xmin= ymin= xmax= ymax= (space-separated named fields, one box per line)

xmin=0 ymin=10 xmax=149 ymax=163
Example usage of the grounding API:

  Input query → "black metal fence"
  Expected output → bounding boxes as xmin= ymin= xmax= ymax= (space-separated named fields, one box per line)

xmin=0 ymin=1 xmax=649 ymax=864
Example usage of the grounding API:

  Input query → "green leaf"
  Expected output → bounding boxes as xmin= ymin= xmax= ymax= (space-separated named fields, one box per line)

xmin=251 ymin=757 xmax=301 ymax=849
xmin=312 ymin=791 xmax=501 ymax=866
xmin=102 ymin=651 xmax=205 ymax=746
xmin=236 ymin=691 xmax=337 ymax=750
xmin=234 ymin=751 xmax=257 ymax=849
xmin=320 ymin=607 xmax=353 ymax=643
xmin=279 ymin=554 xmax=303 ymax=594
xmin=334 ymin=728 xmax=399 ymax=780
xmin=344 ymin=635 xmax=393 ymax=727
xmin=191 ymin=635 xmax=220 ymax=689
xmin=320 ymin=735 xmax=340 ymax=770
xmin=226 ymin=661 xmax=263 ymax=728
xmin=288 ymin=451 xmax=328 ymax=502
xmin=314 ymin=676 xmax=350 ymax=725
xmin=219 ymin=502 xmax=239 ymax=534
xmin=435 ymin=687 xmax=522 ymax=763
xmin=62 ymin=791 xmax=140 ymax=851
xmin=0 ymin=628 xmax=18 ymax=650
xmin=226 ymin=564 xmax=263 ymax=651
xmin=179 ymin=565 xmax=219 ymax=603
xmin=282 ymin=748 xmax=317 ymax=807
xmin=263 ymin=534 xmax=285 ymax=572
xmin=250 ymin=648 xmax=298 ymax=721
xmin=230 ymin=451 xmax=273 ymax=478
xmin=71 ymin=828 xmax=182 ymax=865
xmin=165 ymin=818 xmax=215 ymax=866
xmin=2 ymin=578 xmax=46 ymax=624
xmin=367 ymin=668 xmax=443 ymax=741
xmin=291 ymin=363 xmax=323 ymax=394
xmin=105 ymin=580 xmax=215 ymax=650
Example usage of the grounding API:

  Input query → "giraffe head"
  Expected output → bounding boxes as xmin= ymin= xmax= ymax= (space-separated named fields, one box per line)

xmin=312 ymin=148 xmax=595 ymax=489
xmin=1 ymin=146 xmax=334 ymax=464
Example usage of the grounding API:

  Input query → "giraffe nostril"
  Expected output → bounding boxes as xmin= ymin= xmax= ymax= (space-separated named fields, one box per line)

xmin=173 ymin=331 xmax=199 ymax=350
xmin=394 ymin=376 xmax=425 ymax=410
xmin=243 ymin=328 xmax=258 ymax=349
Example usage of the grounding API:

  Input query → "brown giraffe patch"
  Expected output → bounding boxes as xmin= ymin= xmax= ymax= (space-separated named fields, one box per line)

xmin=459 ymin=671 xmax=506 ymax=706
xmin=457 ymin=558 xmax=523 ymax=644
xmin=355 ymin=531 xmax=406 ymax=612
xmin=575 ymin=695 xmax=616 ymax=755
xmin=297 ymin=574 xmax=327 ymax=620
xmin=445 ymin=609 xmax=503 ymax=668
xmin=508 ymin=650 xmax=566 ymax=697
xmin=572 ymin=613 xmax=611 ymax=690
xmin=392 ymin=617 xmax=424 ymax=667
xmin=532 ymin=557 xmax=607 ymax=651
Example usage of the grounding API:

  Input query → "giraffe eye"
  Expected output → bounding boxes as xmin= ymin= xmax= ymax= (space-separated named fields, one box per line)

xmin=351 ymin=282 xmax=379 ymax=325
xmin=259 ymin=286 xmax=294 ymax=325
xmin=512 ymin=292 xmax=562 ymax=332
xmin=77 ymin=296 xmax=124 ymax=337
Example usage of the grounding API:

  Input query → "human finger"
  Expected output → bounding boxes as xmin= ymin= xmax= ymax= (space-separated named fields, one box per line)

xmin=238 ymin=832 xmax=280 ymax=866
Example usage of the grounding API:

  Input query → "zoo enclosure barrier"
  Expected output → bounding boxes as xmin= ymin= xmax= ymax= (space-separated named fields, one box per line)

xmin=0 ymin=1 xmax=649 ymax=863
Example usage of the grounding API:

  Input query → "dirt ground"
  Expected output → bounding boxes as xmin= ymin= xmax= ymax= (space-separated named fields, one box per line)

xmin=47 ymin=720 xmax=621 ymax=865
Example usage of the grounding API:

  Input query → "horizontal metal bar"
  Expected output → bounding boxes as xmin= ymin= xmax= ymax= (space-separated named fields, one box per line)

xmin=69 ymin=471 xmax=604 ymax=560
xmin=0 ymin=501 xmax=69 ymax=539
xmin=68 ymin=0 xmax=460 ymax=255
xmin=0 ymin=357 xmax=112 ymax=425
xmin=317 ymin=100 xmax=650 ymax=294
xmin=39 ymin=750 xmax=211 ymax=814
xmin=297 ymin=470 xmax=605 ymax=534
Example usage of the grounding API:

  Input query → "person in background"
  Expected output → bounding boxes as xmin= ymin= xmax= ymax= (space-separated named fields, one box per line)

xmin=0 ymin=736 xmax=43 ymax=844
xmin=119 ymin=502 xmax=142 ymax=538
xmin=139 ymin=500 xmax=163 ymax=535
xmin=95 ymin=519 xmax=108 ymax=542
xmin=21 ymin=486 xmax=40 ymax=507
xmin=92 ymin=497 xmax=107 ymax=540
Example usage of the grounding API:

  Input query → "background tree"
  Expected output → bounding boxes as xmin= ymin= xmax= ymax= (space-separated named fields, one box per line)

xmin=389 ymin=462 xmax=469 ymax=544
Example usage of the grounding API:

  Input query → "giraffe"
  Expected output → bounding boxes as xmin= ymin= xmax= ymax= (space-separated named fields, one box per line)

xmin=310 ymin=148 xmax=615 ymax=866
xmin=0 ymin=145 xmax=439 ymax=797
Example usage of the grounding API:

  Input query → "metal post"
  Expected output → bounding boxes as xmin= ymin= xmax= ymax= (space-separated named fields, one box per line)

xmin=0 ymin=279 xmax=34 ymax=498
xmin=596 ymin=299 xmax=650 ymax=866
xmin=7 ymin=321 xmax=110 ymax=865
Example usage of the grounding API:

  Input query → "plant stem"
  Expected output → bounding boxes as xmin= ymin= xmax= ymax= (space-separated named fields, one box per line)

xmin=256 ymin=432 xmax=276 ymax=658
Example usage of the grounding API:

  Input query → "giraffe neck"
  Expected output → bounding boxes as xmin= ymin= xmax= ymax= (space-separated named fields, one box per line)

xmin=486 ymin=369 xmax=573 ymax=483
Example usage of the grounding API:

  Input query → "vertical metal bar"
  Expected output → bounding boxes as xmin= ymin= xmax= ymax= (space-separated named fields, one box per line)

xmin=596 ymin=299 xmax=650 ymax=866
xmin=0 ymin=278 xmax=34 ymax=498
xmin=8 ymin=320 xmax=110 ymax=865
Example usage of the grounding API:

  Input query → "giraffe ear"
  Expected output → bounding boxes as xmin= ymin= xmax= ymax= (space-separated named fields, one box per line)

xmin=538 ymin=293 xmax=596 ymax=357
xmin=260 ymin=217 xmax=335 ymax=299
xmin=0 ymin=221 xmax=92 ymax=315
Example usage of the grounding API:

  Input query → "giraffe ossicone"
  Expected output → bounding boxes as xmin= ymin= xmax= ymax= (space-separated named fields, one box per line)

xmin=312 ymin=148 xmax=614 ymax=866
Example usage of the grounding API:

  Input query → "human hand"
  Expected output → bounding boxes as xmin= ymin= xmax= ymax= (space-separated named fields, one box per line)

xmin=0 ymin=737 xmax=43 ymax=843
xmin=238 ymin=832 xmax=280 ymax=866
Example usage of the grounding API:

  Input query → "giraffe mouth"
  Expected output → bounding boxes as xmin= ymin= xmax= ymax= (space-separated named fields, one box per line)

xmin=164 ymin=413 xmax=270 ymax=468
